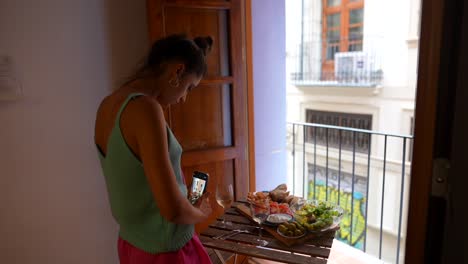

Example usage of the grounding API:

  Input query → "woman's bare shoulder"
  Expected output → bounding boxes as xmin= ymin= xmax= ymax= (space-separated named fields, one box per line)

xmin=116 ymin=94 xmax=167 ymax=149
xmin=95 ymin=92 xmax=166 ymax=154
xmin=120 ymin=96 xmax=168 ymax=160
xmin=124 ymin=95 xmax=165 ymax=123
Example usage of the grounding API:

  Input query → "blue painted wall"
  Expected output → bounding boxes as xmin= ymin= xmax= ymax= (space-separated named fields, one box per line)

xmin=251 ymin=0 xmax=287 ymax=191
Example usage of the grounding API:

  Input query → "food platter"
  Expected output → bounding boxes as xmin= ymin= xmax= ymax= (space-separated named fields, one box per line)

xmin=236 ymin=203 xmax=339 ymax=246
xmin=241 ymin=184 xmax=343 ymax=246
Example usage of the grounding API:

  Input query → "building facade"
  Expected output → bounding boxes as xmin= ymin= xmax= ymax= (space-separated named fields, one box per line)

xmin=286 ymin=0 xmax=421 ymax=262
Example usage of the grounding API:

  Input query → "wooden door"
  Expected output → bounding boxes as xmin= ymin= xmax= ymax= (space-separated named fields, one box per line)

xmin=405 ymin=0 xmax=458 ymax=262
xmin=147 ymin=0 xmax=249 ymax=233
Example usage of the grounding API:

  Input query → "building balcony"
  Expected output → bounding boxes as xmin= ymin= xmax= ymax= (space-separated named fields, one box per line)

xmin=286 ymin=121 xmax=412 ymax=264
xmin=288 ymin=38 xmax=383 ymax=88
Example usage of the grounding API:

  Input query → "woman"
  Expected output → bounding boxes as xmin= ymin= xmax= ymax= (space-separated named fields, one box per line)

xmin=94 ymin=34 xmax=214 ymax=263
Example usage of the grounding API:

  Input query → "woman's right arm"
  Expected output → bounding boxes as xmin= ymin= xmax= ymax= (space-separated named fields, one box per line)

xmin=121 ymin=96 xmax=211 ymax=224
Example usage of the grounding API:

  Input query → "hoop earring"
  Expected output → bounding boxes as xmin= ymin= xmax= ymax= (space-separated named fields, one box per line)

xmin=169 ymin=78 xmax=180 ymax=88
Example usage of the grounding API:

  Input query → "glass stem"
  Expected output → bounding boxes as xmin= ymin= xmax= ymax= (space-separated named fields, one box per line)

xmin=222 ymin=207 xmax=226 ymax=225
xmin=259 ymin=224 xmax=262 ymax=238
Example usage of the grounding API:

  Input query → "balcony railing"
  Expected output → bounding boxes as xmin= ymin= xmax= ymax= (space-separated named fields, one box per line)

xmin=287 ymin=121 xmax=413 ymax=264
xmin=287 ymin=37 xmax=383 ymax=87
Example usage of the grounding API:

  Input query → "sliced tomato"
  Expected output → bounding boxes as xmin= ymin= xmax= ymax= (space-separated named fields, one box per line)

xmin=270 ymin=201 xmax=279 ymax=214
xmin=278 ymin=203 xmax=293 ymax=215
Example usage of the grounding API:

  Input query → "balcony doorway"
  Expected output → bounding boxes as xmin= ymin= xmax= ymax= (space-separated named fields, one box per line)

xmin=285 ymin=0 xmax=423 ymax=263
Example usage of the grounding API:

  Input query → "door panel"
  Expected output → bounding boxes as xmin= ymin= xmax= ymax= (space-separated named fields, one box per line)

xmin=147 ymin=0 xmax=249 ymax=233
xmin=164 ymin=7 xmax=231 ymax=77
xmin=170 ymin=83 xmax=233 ymax=150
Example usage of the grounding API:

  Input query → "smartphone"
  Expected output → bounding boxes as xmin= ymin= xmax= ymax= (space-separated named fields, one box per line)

xmin=190 ymin=171 xmax=209 ymax=204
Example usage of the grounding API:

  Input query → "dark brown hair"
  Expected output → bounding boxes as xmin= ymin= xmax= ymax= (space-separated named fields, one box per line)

xmin=127 ymin=34 xmax=213 ymax=84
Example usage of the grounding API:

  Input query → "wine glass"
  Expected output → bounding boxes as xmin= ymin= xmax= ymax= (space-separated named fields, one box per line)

xmin=249 ymin=198 xmax=270 ymax=246
xmin=216 ymin=183 xmax=234 ymax=228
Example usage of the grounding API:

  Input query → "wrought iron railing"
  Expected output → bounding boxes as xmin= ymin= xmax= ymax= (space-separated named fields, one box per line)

xmin=287 ymin=121 xmax=413 ymax=264
xmin=287 ymin=37 xmax=383 ymax=87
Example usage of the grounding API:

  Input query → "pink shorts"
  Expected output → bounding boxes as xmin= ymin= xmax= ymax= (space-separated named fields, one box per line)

xmin=118 ymin=234 xmax=212 ymax=264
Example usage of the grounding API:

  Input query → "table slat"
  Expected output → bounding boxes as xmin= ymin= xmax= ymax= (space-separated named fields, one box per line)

xmin=206 ymin=248 xmax=234 ymax=264
xmin=200 ymin=231 xmax=331 ymax=259
xmin=200 ymin=236 xmax=328 ymax=264
xmin=220 ymin=214 xmax=252 ymax=225
xmin=208 ymin=218 xmax=335 ymax=247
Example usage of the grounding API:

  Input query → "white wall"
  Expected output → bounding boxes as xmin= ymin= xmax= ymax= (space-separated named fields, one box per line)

xmin=372 ymin=0 xmax=412 ymax=90
xmin=0 ymin=0 xmax=148 ymax=263
xmin=252 ymin=0 xmax=287 ymax=191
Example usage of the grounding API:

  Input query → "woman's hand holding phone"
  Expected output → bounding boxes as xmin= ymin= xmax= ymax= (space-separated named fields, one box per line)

xmin=193 ymin=192 xmax=212 ymax=217
xmin=189 ymin=171 xmax=209 ymax=204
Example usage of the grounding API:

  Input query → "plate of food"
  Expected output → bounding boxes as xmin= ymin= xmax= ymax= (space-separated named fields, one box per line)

xmin=276 ymin=221 xmax=307 ymax=239
xmin=246 ymin=184 xmax=306 ymax=216
xmin=292 ymin=200 xmax=343 ymax=233
xmin=265 ymin=213 xmax=293 ymax=226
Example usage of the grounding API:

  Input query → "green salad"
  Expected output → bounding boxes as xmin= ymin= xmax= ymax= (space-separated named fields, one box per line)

xmin=294 ymin=201 xmax=342 ymax=232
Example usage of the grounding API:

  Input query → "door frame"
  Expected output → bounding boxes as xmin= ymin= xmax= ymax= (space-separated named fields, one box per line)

xmin=245 ymin=0 xmax=256 ymax=192
xmin=405 ymin=0 xmax=446 ymax=263
xmin=244 ymin=0 xmax=451 ymax=261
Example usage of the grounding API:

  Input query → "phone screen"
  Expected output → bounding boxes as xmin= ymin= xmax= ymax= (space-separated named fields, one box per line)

xmin=190 ymin=172 xmax=208 ymax=204
xmin=191 ymin=177 xmax=207 ymax=198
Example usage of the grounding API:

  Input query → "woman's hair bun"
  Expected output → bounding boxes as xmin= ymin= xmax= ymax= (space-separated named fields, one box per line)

xmin=194 ymin=36 xmax=213 ymax=56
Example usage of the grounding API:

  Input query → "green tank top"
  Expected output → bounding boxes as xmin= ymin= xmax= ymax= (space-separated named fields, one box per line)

xmin=96 ymin=93 xmax=194 ymax=254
